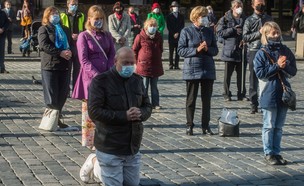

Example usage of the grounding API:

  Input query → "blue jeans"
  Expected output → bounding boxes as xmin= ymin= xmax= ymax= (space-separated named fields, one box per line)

xmin=262 ymin=107 xmax=288 ymax=155
xmin=142 ymin=77 xmax=159 ymax=107
xmin=96 ymin=150 xmax=141 ymax=186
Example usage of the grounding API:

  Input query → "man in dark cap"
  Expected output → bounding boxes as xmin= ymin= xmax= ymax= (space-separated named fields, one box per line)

xmin=166 ymin=1 xmax=184 ymax=70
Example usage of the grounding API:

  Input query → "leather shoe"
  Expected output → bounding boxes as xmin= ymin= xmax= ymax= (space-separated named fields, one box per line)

xmin=202 ymin=127 xmax=214 ymax=135
xmin=250 ymin=105 xmax=258 ymax=114
xmin=186 ymin=126 xmax=193 ymax=136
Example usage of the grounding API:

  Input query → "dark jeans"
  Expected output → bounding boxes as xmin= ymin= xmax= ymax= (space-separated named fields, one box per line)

xmin=186 ymin=79 xmax=214 ymax=129
xmin=69 ymin=52 xmax=80 ymax=93
xmin=6 ymin=30 xmax=12 ymax=53
xmin=0 ymin=34 xmax=6 ymax=71
xmin=143 ymin=77 xmax=159 ymax=107
xmin=223 ymin=61 xmax=247 ymax=99
xmin=169 ymin=42 xmax=180 ymax=68
xmin=248 ymin=50 xmax=259 ymax=106
xmin=41 ymin=70 xmax=70 ymax=112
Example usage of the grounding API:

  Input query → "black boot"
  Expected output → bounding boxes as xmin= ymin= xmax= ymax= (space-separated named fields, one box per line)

xmin=186 ymin=126 xmax=193 ymax=136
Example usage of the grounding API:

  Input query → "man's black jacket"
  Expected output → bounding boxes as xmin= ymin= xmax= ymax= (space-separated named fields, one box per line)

xmin=88 ymin=67 xmax=152 ymax=155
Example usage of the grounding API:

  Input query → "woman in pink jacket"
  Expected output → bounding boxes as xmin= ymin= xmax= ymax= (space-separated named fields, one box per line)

xmin=72 ymin=5 xmax=115 ymax=148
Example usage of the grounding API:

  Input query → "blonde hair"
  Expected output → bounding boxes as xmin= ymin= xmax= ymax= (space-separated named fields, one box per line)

xmin=42 ymin=6 xmax=59 ymax=26
xmin=85 ymin=5 xmax=108 ymax=31
xmin=260 ymin=21 xmax=282 ymax=45
xmin=190 ymin=6 xmax=208 ymax=23
xmin=144 ymin=18 xmax=158 ymax=30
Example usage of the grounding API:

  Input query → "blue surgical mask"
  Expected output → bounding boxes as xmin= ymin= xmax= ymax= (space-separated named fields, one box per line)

xmin=118 ymin=65 xmax=135 ymax=78
xmin=147 ymin=26 xmax=157 ymax=34
xmin=69 ymin=5 xmax=78 ymax=13
xmin=50 ymin=14 xmax=60 ymax=25
xmin=94 ymin=20 xmax=103 ymax=29
xmin=199 ymin=17 xmax=209 ymax=27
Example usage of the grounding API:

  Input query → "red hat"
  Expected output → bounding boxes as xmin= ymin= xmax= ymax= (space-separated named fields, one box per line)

xmin=151 ymin=3 xmax=160 ymax=10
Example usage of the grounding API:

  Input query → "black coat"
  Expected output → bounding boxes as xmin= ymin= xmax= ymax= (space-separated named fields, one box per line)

xmin=2 ymin=8 xmax=15 ymax=31
xmin=166 ymin=12 xmax=184 ymax=44
xmin=0 ymin=10 xmax=9 ymax=37
xmin=129 ymin=13 xmax=142 ymax=41
xmin=292 ymin=8 xmax=304 ymax=33
xmin=88 ymin=67 xmax=152 ymax=155
xmin=216 ymin=10 xmax=246 ymax=62
xmin=38 ymin=24 xmax=74 ymax=70
xmin=243 ymin=12 xmax=272 ymax=51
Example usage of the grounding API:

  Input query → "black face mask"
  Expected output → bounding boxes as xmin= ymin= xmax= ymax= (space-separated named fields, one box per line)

xmin=256 ymin=4 xmax=266 ymax=13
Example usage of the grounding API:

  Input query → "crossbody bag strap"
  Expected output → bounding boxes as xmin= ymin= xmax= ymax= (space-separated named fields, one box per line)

xmin=261 ymin=48 xmax=286 ymax=91
xmin=86 ymin=30 xmax=108 ymax=60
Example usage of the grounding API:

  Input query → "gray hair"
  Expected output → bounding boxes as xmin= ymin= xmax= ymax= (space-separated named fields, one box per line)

xmin=231 ymin=0 xmax=243 ymax=8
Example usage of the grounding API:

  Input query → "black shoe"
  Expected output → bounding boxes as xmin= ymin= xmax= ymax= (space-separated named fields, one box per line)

xmin=186 ymin=126 xmax=193 ymax=136
xmin=265 ymin=155 xmax=280 ymax=165
xmin=174 ymin=67 xmax=181 ymax=70
xmin=202 ymin=127 xmax=214 ymax=135
xmin=238 ymin=96 xmax=250 ymax=101
xmin=8 ymin=51 xmax=14 ymax=54
xmin=169 ymin=65 xmax=174 ymax=70
xmin=0 ymin=69 xmax=9 ymax=74
xmin=224 ymin=97 xmax=232 ymax=101
xmin=250 ymin=105 xmax=258 ymax=114
xmin=58 ymin=120 xmax=69 ymax=128
xmin=275 ymin=155 xmax=287 ymax=165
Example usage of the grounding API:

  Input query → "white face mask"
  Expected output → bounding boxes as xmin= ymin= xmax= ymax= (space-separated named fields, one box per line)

xmin=199 ymin=17 xmax=209 ymax=27
xmin=235 ymin=7 xmax=243 ymax=15
xmin=153 ymin=8 xmax=160 ymax=13
xmin=172 ymin=7 xmax=179 ymax=13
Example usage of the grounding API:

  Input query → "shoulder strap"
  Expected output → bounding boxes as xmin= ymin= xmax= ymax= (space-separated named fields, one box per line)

xmin=261 ymin=48 xmax=286 ymax=91
xmin=86 ymin=30 xmax=108 ymax=60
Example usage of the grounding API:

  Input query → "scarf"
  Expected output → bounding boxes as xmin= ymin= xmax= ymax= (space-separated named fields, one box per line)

xmin=115 ymin=12 xmax=123 ymax=20
xmin=129 ymin=13 xmax=136 ymax=24
xmin=54 ymin=24 xmax=69 ymax=50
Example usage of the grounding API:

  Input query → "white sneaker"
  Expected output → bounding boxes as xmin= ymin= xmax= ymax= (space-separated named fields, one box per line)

xmin=80 ymin=153 xmax=96 ymax=182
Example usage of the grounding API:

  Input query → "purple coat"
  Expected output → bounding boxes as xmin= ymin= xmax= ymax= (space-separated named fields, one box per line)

xmin=72 ymin=30 xmax=115 ymax=100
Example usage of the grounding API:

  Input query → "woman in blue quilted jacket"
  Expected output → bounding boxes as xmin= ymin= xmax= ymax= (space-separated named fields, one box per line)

xmin=254 ymin=21 xmax=297 ymax=166
xmin=177 ymin=6 xmax=218 ymax=136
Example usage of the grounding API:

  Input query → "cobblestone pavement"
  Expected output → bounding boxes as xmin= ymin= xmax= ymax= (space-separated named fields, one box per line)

xmin=1 ymin=38 xmax=304 ymax=186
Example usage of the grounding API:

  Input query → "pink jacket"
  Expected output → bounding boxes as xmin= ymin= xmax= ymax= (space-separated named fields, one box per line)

xmin=72 ymin=30 xmax=115 ymax=100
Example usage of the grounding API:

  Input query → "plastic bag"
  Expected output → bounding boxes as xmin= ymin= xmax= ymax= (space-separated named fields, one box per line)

xmin=219 ymin=108 xmax=239 ymax=125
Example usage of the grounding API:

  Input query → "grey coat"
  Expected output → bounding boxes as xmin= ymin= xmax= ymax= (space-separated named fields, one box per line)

xmin=108 ymin=12 xmax=131 ymax=50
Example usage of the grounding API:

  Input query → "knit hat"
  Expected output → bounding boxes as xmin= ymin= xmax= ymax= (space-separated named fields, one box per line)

xmin=151 ymin=3 xmax=160 ymax=11
xmin=113 ymin=1 xmax=124 ymax=12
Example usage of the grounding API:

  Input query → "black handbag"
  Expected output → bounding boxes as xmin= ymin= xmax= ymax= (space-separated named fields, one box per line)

xmin=261 ymin=48 xmax=296 ymax=111
xmin=218 ymin=119 xmax=240 ymax=137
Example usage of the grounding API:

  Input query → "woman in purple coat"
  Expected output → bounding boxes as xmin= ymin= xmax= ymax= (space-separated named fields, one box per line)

xmin=72 ymin=5 xmax=115 ymax=148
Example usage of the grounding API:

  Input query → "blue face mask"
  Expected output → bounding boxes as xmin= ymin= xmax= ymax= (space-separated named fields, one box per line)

xmin=118 ymin=65 xmax=135 ymax=78
xmin=147 ymin=26 xmax=157 ymax=34
xmin=199 ymin=17 xmax=209 ymax=27
xmin=69 ymin=5 xmax=78 ymax=13
xmin=50 ymin=14 xmax=60 ymax=25
xmin=94 ymin=20 xmax=103 ymax=29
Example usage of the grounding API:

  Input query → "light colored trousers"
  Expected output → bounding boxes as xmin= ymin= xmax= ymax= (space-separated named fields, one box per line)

xmin=94 ymin=150 xmax=141 ymax=186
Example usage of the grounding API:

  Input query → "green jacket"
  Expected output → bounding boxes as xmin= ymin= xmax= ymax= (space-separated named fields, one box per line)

xmin=147 ymin=12 xmax=165 ymax=37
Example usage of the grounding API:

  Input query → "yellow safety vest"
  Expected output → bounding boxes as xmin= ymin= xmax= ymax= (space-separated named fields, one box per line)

xmin=60 ymin=12 xmax=85 ymax=32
